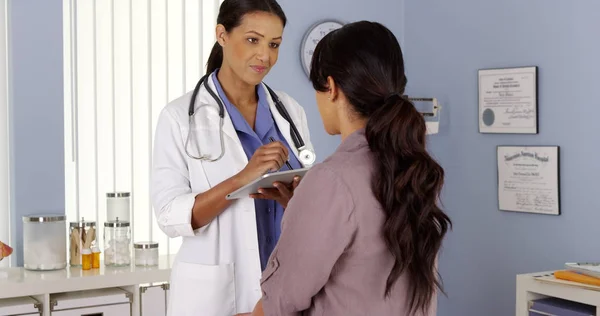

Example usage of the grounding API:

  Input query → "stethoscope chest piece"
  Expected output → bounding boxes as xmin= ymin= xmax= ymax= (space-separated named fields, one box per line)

xmin=299 ymin=148 xmax=316 ymax=166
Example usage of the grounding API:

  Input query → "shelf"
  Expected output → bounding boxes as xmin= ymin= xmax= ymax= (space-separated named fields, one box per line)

xmin=516 ymin=271 xmax=600 ymax=316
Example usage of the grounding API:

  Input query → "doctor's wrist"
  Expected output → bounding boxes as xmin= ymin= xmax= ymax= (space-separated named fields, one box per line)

xmin=233 ymin=166 xmax=262 ymax=186
xmin=230 ymin=172 xmax=250 ymax=189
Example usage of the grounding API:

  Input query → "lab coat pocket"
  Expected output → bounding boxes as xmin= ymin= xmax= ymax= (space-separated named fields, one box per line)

xmin=168 ymin=261 xmax=236 ymax=316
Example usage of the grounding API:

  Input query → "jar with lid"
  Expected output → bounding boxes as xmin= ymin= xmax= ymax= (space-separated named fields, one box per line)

xmin=134 ymin=241 xmax=159 ymax=266
xmin=69 ymin=218 xmax=97 ymax=266
xmin=22 ymin=214 xmax=67 ymax=271
xmin=106 ymin=192 xmax=130 ymax=222
xmin=104 ymin=218 xmax=131 ymax=266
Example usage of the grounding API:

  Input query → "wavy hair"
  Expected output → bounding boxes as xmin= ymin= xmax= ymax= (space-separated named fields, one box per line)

xmin=309 ymin=21 xmax=451 ymax=314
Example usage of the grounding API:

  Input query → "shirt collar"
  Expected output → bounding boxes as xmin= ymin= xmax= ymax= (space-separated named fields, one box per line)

xmin=254 ymin=84 xmax=275 ymax=139
xmin=335 ymin=128 xmax=368 ymax=153
xmin=210 ymin=70 xmax=275 ymax=138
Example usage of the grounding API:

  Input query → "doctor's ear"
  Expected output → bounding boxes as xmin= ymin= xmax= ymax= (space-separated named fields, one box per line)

xmin=216 ymin=24 xmax=227 ymax=46
xmin=326 ymin=76 xmax=339 ymax=102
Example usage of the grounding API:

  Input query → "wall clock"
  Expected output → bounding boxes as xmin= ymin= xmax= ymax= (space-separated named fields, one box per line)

xmin=300 ymin=20 xmax=344 ymax=77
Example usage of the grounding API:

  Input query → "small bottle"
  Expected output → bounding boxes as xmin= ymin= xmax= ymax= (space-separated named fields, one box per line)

xmin=82 ymin=248 xmax=92 ymax=270
xmin=92 ymin=247 xmax=101 ymax=269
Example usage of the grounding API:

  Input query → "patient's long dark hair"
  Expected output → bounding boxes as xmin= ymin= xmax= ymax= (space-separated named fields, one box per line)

xmin=310 ymin=21 xmax=451 ymax=314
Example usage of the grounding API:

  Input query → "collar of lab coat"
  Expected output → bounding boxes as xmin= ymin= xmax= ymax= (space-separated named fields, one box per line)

xmin=192 ymin=76 xmax=302 ymax=166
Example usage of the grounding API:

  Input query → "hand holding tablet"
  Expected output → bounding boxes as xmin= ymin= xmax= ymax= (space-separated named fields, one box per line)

xmin=226 ymin=168 xmax=310 ymax=200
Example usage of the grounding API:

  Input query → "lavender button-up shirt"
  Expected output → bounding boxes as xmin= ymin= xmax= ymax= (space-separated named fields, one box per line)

xmin=259 ymin=129 xmax=437 ymax=316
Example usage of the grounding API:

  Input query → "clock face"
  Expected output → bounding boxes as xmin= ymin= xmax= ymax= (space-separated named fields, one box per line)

xmin=300 ymin=21 xmax=344 ymax=76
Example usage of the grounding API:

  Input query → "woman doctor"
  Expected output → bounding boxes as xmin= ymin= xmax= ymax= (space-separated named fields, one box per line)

xmin=150 ymin=0 xmax=315 ymax=315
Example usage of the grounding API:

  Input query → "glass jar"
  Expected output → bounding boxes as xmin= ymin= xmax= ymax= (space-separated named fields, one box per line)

xmin=134 ymin=242 xmax=159 ymax=266
xmin=69 ymin=218 xmax=97 ymax=266
xmin=106 ymin=192 xmax=131 ymax=222
xmin=104 ymin=218 xmax=131 ymax=266
xmin=22 ymin=214 xmax=67 ymax=271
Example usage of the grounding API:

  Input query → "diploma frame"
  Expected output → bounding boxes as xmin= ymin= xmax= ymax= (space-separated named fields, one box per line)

xmin=496 ymin=145 xmax=560 ymax=215
xmin=478 ymin=66 xmax=539 ymax=134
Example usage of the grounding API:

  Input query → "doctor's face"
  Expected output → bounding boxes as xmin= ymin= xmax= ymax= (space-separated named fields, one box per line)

xmin=219 ymin=11 xmax=283 ymax=86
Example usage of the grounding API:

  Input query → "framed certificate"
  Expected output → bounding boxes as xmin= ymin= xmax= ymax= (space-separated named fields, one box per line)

xmin=479 ymin=66 xmax=538 ymax=134
xmin=497 ymin=146 xmax=560 ymax=215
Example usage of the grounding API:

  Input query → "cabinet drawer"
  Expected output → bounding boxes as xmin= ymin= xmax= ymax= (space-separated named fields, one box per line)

xmin=51 ymin=288 xmax=132 ymax=316
xmin=51 ymin=303 xmax=129 ymax=316
xmin=0 ymin=296 xmax=42 ymax=316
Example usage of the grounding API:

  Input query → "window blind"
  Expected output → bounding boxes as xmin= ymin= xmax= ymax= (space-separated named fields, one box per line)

xmin=63 ymin=0 xmax=222 ymax=255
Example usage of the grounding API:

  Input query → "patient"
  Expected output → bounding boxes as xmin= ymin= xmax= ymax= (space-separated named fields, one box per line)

xmin=250 ymin=20 xmax=452 ymax=316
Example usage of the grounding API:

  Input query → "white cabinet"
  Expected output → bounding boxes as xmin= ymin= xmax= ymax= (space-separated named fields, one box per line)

xmin=50 ymin=288 xmax=131 ymax=316
xmin=0 ymin=255 xmax=174 ymax=316
xmin=0 ymin=296 xmax=42 ymax=316
xmin=516 ymin=271 xmax=600 ymax=316
xmin=139 ymin=283 xmax=169 ymax=316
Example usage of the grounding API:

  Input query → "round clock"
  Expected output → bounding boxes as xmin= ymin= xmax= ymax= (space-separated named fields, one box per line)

xmin=300 ymin=20 xmax=344 ymax=76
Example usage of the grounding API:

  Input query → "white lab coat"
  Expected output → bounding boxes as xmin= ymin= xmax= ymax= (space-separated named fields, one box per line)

xmin=151 ymin=76 xmax=314 ymax=316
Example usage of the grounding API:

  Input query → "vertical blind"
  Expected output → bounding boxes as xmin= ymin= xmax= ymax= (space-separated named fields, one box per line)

xmin=0 ymin=0 xmax=10 ymax=268
xmin=63 ymin=0 xmax=222 ymax=255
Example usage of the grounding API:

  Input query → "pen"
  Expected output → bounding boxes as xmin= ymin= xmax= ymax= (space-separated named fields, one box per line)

xmin=269 ymin=137 xmax=294 ymax=170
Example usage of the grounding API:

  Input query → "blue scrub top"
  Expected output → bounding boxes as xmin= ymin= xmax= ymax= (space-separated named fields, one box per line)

xmin=211 ymin=70 xmax=303 ymax=271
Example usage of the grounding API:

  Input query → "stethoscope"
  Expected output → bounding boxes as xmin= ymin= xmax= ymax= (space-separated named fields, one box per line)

xmin=184 ymin=73 xmax=316 ymax=166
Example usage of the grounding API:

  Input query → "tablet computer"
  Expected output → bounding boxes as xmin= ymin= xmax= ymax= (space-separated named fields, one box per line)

xmin=226 ymin=167 xmax=311 ymax=200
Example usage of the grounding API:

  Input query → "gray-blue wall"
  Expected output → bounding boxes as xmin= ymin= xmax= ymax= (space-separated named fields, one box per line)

xmin=266 ymin=0 xmax=405 ymax=160
xmin=8 ymin=0 xmax=600 ymax=315
xmin=9 ymin=0 xmax=65 ymax=266
xmin=6 ymin=0 xmax=405 ymax=266
xmin=404 ymin=0 xmax=600 ymax=315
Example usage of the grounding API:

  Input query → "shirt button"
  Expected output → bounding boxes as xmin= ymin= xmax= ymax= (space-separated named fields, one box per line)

xmin=266 ymin=236 xmax=272 ymax=244
xmin=268 ymin=208 xmax=272 ymax=213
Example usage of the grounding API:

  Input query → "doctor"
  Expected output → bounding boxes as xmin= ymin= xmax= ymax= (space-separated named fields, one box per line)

xmin=150 ymin=0 xmax=315 ymax=315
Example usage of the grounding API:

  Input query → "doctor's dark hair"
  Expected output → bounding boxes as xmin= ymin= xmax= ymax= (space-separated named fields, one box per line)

xmin=310 ymin=21 xmax=451 ymax=315
xmin=206 ymin=0 xmax=287 ymax=74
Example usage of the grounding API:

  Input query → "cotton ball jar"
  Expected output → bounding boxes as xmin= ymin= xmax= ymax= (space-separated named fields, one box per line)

xmin=22 ymin=215 xmax=67 ymax=271
xmin=134 ymin=241 xmax=159 ymax=266
xmin=103 ymin=218 xmax=131 ymax=267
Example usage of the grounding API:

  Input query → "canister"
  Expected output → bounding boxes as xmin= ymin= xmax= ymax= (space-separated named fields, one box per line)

xmin=134 ymin=241 xmax=159 ymax=266
xmin=22 ymin=214 xmax=67 ymax=270
xmin=104 ymin=218 xmax=131 ymax=266
xmin=106 ymin=192 xmax=131 ymax=222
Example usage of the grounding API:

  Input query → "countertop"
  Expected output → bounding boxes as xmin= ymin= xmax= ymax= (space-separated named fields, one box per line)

xmin=0 ymin=255 xmax=175 ymax=299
